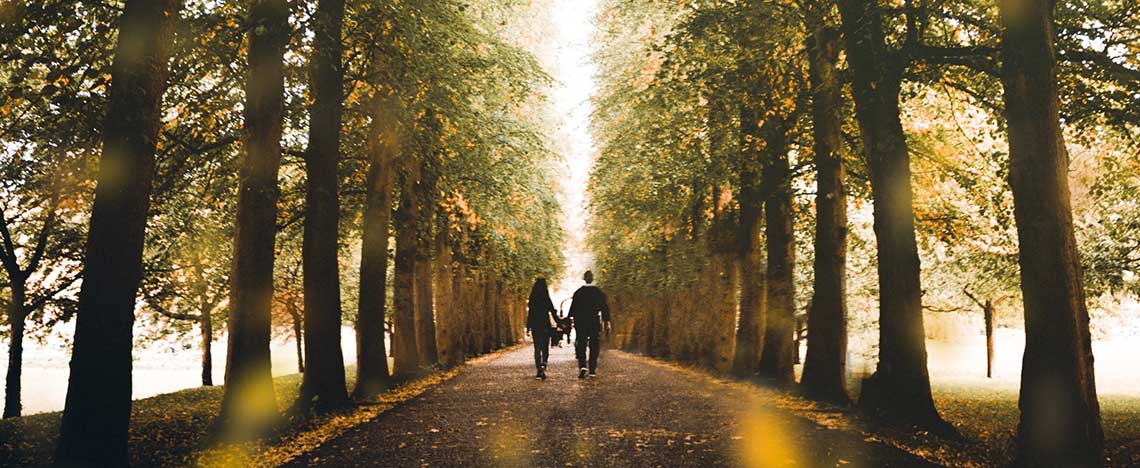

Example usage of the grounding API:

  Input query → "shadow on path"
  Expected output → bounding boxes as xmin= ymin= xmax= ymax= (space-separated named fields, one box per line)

xmin=283 ymin=344 xmax=939 ymax=467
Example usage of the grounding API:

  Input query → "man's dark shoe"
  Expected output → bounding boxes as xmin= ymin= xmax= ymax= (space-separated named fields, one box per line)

xmin=539 ymin=369 xmax=547 ymax=380
xmin=578 ymin=368 xmax=587 ymax=379
xmin=589 ymin=370 xmax=597 ymax=378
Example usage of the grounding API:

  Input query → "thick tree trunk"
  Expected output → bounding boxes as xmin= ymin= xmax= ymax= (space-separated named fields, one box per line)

xmin=4 ymin=285 xmax=26 ymax=418
xmin=800 ymin=24 xmax=850 ymax=404
xmin=998 ymin=0 xmax=1104 ymax=463
xmin=837 ymin=0 xmax=946 ymax=429
xmin=757 ymin=119 xmax=796 ymax=386
xmin=495 ymin=280 xmax=507 ymax=349
xmin=435 ymin=241 xmax=462 ymax=367
xmin=464 ymin=271 xmax=480 ymax=356
xmin=55 ymin=1 xmax=179 ymax=464
xmin=414 ymin=252 xmax=438 ymax=364
xmin=413 ymin=165 xmax=439 ymax=365
xmin=219 ymin=0 xmax=288 ymax=430
xmin=392 ymin=171 xmax=422 ymax=379
xmin=482 ymin=277 xmax=495 ymax=353
xmin=732 ymin=94 xmax=766 ymax=378
xmin=298 ymin=0 xmax=349 ymax=411
xmin=353 ymin=90 xmax=397 ymax=400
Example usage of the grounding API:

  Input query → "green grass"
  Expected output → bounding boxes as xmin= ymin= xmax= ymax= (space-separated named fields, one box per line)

xmin=0 ymin=359 xmax=486 ymax=468
xmin=932 ymin=385 xmax=1140 ymax=467
xmin=0 ymin=372 xmax=308 ymax=467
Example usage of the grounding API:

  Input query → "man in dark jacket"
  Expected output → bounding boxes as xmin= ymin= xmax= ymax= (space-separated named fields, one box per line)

xmin=568 ymin=270 xmax=611 ymax=378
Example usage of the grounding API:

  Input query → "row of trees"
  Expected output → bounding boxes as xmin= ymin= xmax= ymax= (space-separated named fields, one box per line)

xmin=590 ymin=0 xmax=1138 ymax=465
xmin=2 ymin=0 xmax=563 ymax=465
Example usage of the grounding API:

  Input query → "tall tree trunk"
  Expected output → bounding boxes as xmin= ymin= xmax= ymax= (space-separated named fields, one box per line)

xmin=298 ymin=0 xmax=349 ymax=411
xmin=454 ymin=265 xmax=470 ymax=360
xmin=463 ymin=271 xmax=479 ymax=356
xmin=4 ymin=284 xmax=26 ymax=418
xmin=55 ymin=1 xmax=180 ymax=464
xmin=437 ymin=239 xmax=464 ymax=367
xmin=837 ymin=0 xmax=946 ymax=429
xmin=290 ymin=303 xmax=305 ymax=373
xmin=353 ymin=89 xmax=397 ymax=399
xmin=800 ymin=24 xmax=850 ymax=404
xmin=219 ymin=0 xmax=288 ymax=431
xmin=494 ymin=280 xmax=505 ymax=349
xmin=757 ymin=119 xmax=796 ymax=386
xmin=414 ymin=251 xmax=437 ymax=364
xmin=482 ymin=277 xmax=495 ymax=353
xmin=392 ymin=170 xmax=422 ymax=378
xmin=413 ymin=162 xmax=439 ymax=365
xmin=984 ymin=300 xmax=994 ymax=379
xmin=998 ymin=0 xmax=1104 ymax=463
xmin=190 ymin=257 xmax=214 ymax=387
xmin=732 ymin=92 xmax=766 ymax=378
xmin=200 ymin=309 xmax=213 ymax=387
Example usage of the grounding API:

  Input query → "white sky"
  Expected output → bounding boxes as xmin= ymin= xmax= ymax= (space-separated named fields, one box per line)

xmin=549 ymin=0 xmax=599 ymax=302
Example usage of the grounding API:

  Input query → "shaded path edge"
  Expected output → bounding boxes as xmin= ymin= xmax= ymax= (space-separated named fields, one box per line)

xmin=621 ymin=350 xmax=951 ymax=467
xmin=202 ymin=345 xmax=526 ymax=468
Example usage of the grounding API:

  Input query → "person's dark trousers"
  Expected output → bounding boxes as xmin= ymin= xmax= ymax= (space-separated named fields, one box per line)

xmin=575 ymin=331 xmax=601 ymax=372
xmin=533 ymin=330 xmax=550 ymax=370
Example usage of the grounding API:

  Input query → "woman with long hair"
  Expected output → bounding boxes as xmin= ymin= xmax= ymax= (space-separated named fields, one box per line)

xmin=526 ymin=278 xmax=557 ymax=380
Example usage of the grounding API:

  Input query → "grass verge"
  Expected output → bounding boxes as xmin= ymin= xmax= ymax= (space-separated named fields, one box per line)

xmin=0 ymin=349 xmax=515 ymax=468
xmin=626 ymin=351 xmax=1140 ymax=467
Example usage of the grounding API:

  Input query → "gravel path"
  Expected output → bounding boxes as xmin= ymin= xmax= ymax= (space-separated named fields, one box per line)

xmin=283 ymin=343 xmax=939 ymax=467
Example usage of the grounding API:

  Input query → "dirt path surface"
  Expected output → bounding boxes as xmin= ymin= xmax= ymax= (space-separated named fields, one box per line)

xmin=283 ymin=344 xmax=939 ymax=467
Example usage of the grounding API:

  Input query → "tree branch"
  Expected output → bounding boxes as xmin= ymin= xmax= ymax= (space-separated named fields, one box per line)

xmin=1059 ymin=48 xmax=1140 ymax=83
xmin=24 ymin=185 xmax=61 ymax=275
xmin=0 ymin=208 xmax=21 ymax=276
xmin=149 ymin=301 xmax=201 ymax=322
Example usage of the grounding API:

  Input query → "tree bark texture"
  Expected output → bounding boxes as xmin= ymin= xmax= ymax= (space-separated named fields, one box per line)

xmin=758 ymin=118 xmax=796 ymax=387
xmin=999 ymin=0 xmax=1104 ymax=462
xmin=55 ymin=1 xmax=180 ymax=464
xmin=837 ymin=0 xmax=945 ymax=428
xmin=353 ymin=89 xmax=398 ymax=399
xmin=800 ymin=23 xmax=851 ymax=404
xmin=298 ymin=0 xmax=349 ymax=410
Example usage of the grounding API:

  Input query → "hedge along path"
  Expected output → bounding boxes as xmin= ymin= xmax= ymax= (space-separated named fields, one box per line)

xmin=198 ymin=347 xmax=522 ymax=468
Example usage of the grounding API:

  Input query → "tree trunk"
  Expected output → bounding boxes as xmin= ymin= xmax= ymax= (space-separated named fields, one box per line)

xmin=732 ymin=91 xmax=766 ymax=378
xmin=998 ymin=0 xmax=1104 ymax=462
xmin=4 ymin=284 xmax=26 ymax=418
xmin=800 ymin=24 xmax=850 ymax=404
xmin=200 ymin=308 xmax=213 ymax=387
xmin=464 ymin=271 xmax=480 ymax=356
xmin=984 ymin=300 xmax=994 ymax=379
xmin=837 ymin=0 xmax=946 ymax=429
xmin=55 ymin=1 xmax=179 ymax=464
xmin=297 ymin=0 xmax=349 ymax=411
xmin=483 ymin=277 xmax=495 ymax=353
xmin=413 ymin=163 xmax=439 ymax=365
xmin=494 ymin=280 xmax=505 ymax=349
xmin=392 ymin=170 xmax=422 ymax=379
xmin=757 ymin=118 xmax=796 ymax=387
xmin=437 ymin=239 xmax=464 ymax=367
xmin=290 ymin=304 xmax=305 ymax=373
xmin=353 ymin=89 xmax=397 ymax=400
xmin=219 ymin=0 xmax=288 ymax=431
xmin=414 ymin=250 xmax=438 ymax=365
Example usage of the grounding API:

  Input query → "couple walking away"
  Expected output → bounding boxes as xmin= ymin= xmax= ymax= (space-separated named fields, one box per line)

xmin=526 ymin=271 xmax=611 ymax=380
